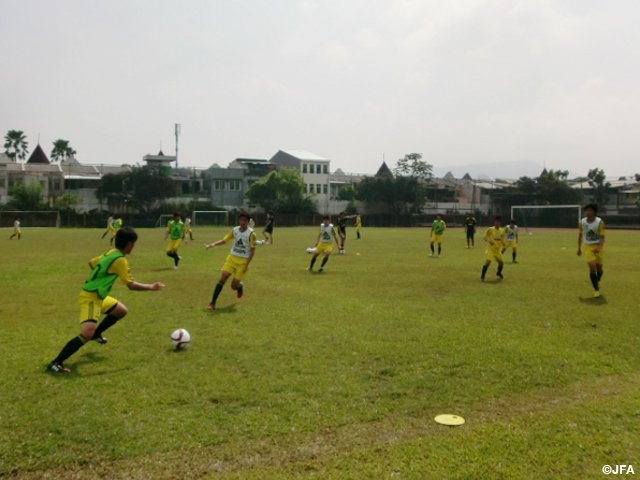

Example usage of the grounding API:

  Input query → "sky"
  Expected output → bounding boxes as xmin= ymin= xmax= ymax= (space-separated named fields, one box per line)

xmin=1 ymin=0 xmax=639 ymax=178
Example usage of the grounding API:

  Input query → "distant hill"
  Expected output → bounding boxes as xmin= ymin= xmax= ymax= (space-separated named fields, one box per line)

xmin=433 ymin=161 xmax=549 ymax=180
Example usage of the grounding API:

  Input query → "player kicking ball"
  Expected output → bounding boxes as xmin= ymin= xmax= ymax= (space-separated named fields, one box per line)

xmin=481 ymin=216 xmax=506 ymax=282
xmin=47 ymin=227 xmax=165 ymax=373
xmin=205 ymin=212 xmax=256 ymax=310
xmin=577 ymin=203 xmax=605 ymax=298
xmin=308 ymin=215 xmax=340 ymax=272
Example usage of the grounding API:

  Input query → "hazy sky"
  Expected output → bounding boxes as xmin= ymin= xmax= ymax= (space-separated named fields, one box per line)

xmin=1 ymin=0 xmax=639 ymax=177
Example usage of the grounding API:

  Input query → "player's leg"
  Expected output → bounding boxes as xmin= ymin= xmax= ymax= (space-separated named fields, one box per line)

xmin=512 ymin=246 xmax=517 ymax=263
xmin=481 ymin=259 xmax=491 ymax=281
xmin=91 ymin=299 xmax=127 ymax=343
xmin=437 ymin=239 xmax=442 ymax=256
xmin=319 ymin=251 xmax=331 ymax=272
xmin=430 ymin=238 xmax=435 ymax=256
xmin=587 ymin=260 xmax=600 ymax=293
xmin=309 ymin=251 xmax=320 ymax=271
xmin=496 ymin=259 xmax=504 ymax=279
xmin=209 ymin=270 xmax=231 ymax=309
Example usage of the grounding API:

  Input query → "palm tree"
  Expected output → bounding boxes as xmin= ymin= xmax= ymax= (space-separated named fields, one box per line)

xmin=3 ymin=130 xmax=29 ymax=162
xmin=50 ymin=139 xmax=77 ymax=164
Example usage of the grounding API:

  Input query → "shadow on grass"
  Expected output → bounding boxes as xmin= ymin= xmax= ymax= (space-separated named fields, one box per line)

xmin=578 ymin=295 xmax=608 ymax=305
xmin=206 ymin=304 xmax=238 ymax=314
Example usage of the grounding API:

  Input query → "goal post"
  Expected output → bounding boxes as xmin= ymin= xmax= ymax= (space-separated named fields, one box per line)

xmin=155 ymin=214 xmax=175 ymax=228
xmin=0 ymin=210 xmax=61 ymax=228
xmin=192 ymin=210 xmax=229 ymax=226
xmin=510 ymin=205 xmax=581 ymax=230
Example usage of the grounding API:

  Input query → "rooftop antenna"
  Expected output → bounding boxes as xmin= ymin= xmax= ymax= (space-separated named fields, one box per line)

xmin=175 ymin=123 xmax=181 ymax=168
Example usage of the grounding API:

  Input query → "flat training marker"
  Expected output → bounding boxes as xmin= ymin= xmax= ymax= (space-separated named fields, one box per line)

xmin=434 ymin=414 xmax=465 ymax=426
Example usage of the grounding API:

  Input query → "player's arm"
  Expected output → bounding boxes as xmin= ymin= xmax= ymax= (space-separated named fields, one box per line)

xmin=577 ymin=224 xmax=583 ymax=255
xmin=164 ymin=223 xmax=170 ymax=241
xmin=206 ymin=231 xmax=233 ymax=249
xmin=127 ymin=280 xmax=165 ymax=291
xmin=244 ymin=233 xmax=257 ymax=272
xmin=595 ymin=222 xmax=605 ymax=252
xmin=484 ymin=229 xmax=493 ymax=245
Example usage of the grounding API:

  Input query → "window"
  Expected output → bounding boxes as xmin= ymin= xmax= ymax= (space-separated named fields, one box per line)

xmin=309 ymin=184 xmax=314 ymax=194
xmin=229 ymin=180 xmax=241 ymax=190
xmin=323 ymin=164 xmax=328 ymax=174
xmin=323 ymin=184 xmax=328 ymax=194
xmin=309 ymin=164 xmax=315 ymax=174
xmin=302 ymin=164 xmax=307 ymax=173
xmin=316 ymin=184 xmax=321 ymax=194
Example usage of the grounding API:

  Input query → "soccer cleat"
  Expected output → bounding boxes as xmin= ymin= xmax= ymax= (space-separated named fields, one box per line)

xmin=206 ymin=304 xmax=215 ymax=311
xmin=429 ymin=253 xmax=434 ymax=257
xmin=480 ymin=276 xmax=485 ymax=282
xmin=318 ymin=268 xmax=324 ymax=273
xmin=237 ymin=282 xmax=244 ymax=298
xmin=47 ymin=362 xmax=70 ymax=373
xmin=94 ymin=335 xmax=108 ymax=344
xmin=173 ymin=265 xmax=178 ymax=270
xmin=593 ymin=291 xmax=601 ymax=298
xmin=497 ymin=272 xmax=504 ymax=279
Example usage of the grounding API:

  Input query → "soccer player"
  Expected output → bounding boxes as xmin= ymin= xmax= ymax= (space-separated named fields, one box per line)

xmin=263 ymin=211 xmax=275 ymax=244
xmin=205 ymin=212 xmax=256 ymax=310
xmin=47 ymin=227 xmax=164 ymax=373
xmin=101 ymin=214 xmax=113 ymax=239
xmin=9 ymin=217 xmax=21 ymax=240
xmin=429 ymin=214 xmax=446 ymax=257
xmin=481 ymin=216 xmax=506 ymax=281
xmin=308 ymin=215 xmax=340 ymax=272
xmin=165 ymin=212 xmax=184 ymax=270
xmin=464 ymin=214 xmax=477 ymax=248
xmin=502 ymin=219 xmax=519 ymax=263
xmin=336 ymin=212 xmax=348 ymax=254
xmin=183 ymin=216 xmax=194 ymax=242
xmin=109 ymin=214 xmax=123 ymax=246
xmin=577 ymin=203 xmax=605 ymax=297
xmin=355 ymin=213 xmax=362 ymax=239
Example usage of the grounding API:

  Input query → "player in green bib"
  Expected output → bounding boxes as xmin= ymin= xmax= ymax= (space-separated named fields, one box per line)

xmin=165 ymin=212 xmax=185 ymax=270
xmin=429 ymin=214 xmax=447 ymax=257
xmin=47 ymin=227 xmax=164 ymax=373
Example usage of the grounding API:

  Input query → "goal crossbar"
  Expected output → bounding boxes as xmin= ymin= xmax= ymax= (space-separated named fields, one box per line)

xmin=192 ymin=210 xmax=229 ymax=226
xmin=511 ymin=204 xmax=581 ymax=230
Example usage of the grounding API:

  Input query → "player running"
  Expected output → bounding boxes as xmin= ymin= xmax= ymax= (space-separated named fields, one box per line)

xmin=429 ymin=214 xmax=446 ymax=257
xmin=205 ymin=212 xmax=256 ymax=310
xmin=47 ymin=227 xmax=164 ymax=373
xmin=263 ymin=211 xmax=275 ymax=244
xmin=109 ymin=215 xmax=123 ymax=246
xmin=308 ymin=215 xmax=340 ymax=272
xmin=165 ymin=212 xmax=184 ymax=270
xmin=9 ymin=217 xmax=21 ymax=240
xmin=577 ymin=203 xmax=605 ymax=298
xmin=481 ymin=216 xmax=506 ymax=281
xmin=502 ymin=219 xmax=519 ymax=263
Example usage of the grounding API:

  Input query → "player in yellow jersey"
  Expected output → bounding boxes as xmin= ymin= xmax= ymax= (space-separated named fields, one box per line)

xmin=354 ymin=213 xmax=362 ymax=239
xmin=309 ymin=215 xmax=340 ymax=272
xmin=205 ymin=212 xmax=256 ymax=310
xmin=47 ymin=227 xmax=165 ymax=373
xmin=430 ymin=214 xmax=446 ymax=257
xmin=109 ymin=214 xmax=123 ymax=246
xmin=577 ymin=203 xmax=605 ymax=297
xmin=502 ymin=219 xmax=519 ymax=263
xmin=9 ymin=217 xmax=21 ymax=239
xmin=481 ymin=216 xmax=506 ymax=281
xmin=165 ymin=212 xmax=185 ymax=269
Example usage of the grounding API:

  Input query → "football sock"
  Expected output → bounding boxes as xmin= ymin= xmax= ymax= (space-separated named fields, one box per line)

xmin=481 ymin=265 xmax=488 ymax=279
xmin=590 ymin=272 xmax=599 ymax=291
xmin=321 ymin=256 xmax=329 ymax=268
xmin=597 ymin=270 xmax=603 ymax=282
xmin=497 ymin=265 xmax=503 ymax=276
xmin=430 ymin=244 xmax=435 ymax=254
xmin=53 ymin=335 xmax=87 ymax=364
xmin=438 ymin=245 xmax=442 ymax=255
xmin=93 ymin=315 xmax=118 ymax=339
xmin=211 ymin=282 xmax=224 ymax=305
xmin=512 ymin=252 xmax=516 ymax=262
xmin=310 ymin=256 xmax=317 ymax=269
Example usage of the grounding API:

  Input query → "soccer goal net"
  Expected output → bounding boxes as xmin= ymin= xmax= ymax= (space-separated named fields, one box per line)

xmin=193 ymin=210 xmax=229 ymax=226
xmin=155 ymin=214 xmax=175 ymax=228
xmin=1 ymin=210 xmax=61 ymax=228
xmin=510 ymin=205 xmax=581 ymax=230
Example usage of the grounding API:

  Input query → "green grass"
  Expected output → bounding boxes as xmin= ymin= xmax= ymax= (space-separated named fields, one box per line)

xmin=1 ymin=226 xmax=639 ymax=479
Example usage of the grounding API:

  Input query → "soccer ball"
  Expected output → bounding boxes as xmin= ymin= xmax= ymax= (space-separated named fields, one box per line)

xmin=306 ymin=247 xmax=317 ymax=254
xmin=170 ymin=328 xmax=191 ymax=350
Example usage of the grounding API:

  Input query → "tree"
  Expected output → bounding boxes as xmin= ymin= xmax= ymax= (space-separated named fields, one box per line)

xmin=50 ymin=139 xmax=77 ymax=164
xmin=8 ymin=182 xmax=47 ymax=210
xmin=393 ymin=153 xmax=433 ymax=180
xmin=587 ymin=168 xmax=611 ymax=207
xmin=3 ymin=130 xmax=29 ymax=163
xmin=245 ymin=169 xmax=315 ymax=213
xmin=337 ymin=183 xmax=356 ymax=202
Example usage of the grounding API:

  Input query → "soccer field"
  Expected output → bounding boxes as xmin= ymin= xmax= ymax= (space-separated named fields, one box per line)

xmin=2 ymin=226 xmax=639 ymax=479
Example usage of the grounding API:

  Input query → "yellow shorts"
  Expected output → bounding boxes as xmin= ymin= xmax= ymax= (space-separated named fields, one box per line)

xmin=166 ymin=238 xmax=182 ymax=252
xmin=584 ymin=244 xmax=604 ymax=263
xmin=485 ymin=248 xmax=504 ymax=263
xmin=503 ymin=241 xmax=517 ymax=249
xmin=221 ymin=255 xmax=249 ymax=280
xmin=431 ymin=234 xmax=443 ymax=244
xmin=78 ymin=291 xmax=118 ymax=323
xmin=316 ymin=242 xmax=333 ymax=255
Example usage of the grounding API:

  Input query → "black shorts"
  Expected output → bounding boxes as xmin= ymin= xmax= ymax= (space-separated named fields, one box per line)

xmin=466 ymin=229 xmax=475 ymax=239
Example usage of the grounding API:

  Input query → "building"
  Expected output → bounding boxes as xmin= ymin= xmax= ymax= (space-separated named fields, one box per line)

xmin=205 ymin=158 xmax=275 ymax=210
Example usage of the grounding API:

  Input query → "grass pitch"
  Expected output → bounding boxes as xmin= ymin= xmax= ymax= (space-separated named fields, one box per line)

xmin=1 ymin=226 xmax=639 ymax=479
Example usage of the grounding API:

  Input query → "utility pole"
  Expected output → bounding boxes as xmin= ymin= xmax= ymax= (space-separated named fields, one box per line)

xmin=175 ymin=123 xmax=181 ymax=168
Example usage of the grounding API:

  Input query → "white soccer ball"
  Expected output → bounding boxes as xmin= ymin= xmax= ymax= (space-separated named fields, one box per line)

xmin=170 ymin=328 xmax=191 ymax=350
xmin=306 ymin=247 xmax=317 ymax=254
